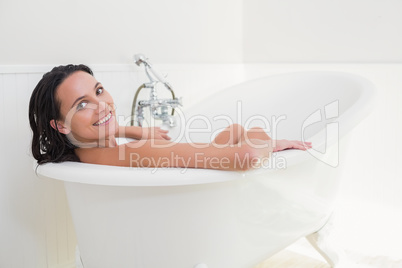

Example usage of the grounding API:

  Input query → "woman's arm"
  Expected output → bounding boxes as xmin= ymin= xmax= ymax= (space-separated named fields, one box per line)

xmin=116 ymin=126 xmax=171 ymax=140
xmin=79 ymin=139 xmax=269 ymax=171
xmin=76 ymin=124 xmax=309 ymax=171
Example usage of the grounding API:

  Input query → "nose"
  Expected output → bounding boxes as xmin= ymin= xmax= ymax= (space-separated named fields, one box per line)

xmin=96 ymin=101 xmax=107 ymax=114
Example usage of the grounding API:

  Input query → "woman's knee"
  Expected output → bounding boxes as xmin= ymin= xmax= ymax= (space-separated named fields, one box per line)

xmin=213 ymin=124 xmax=244 ymax=145
xmin=247 ymin=127 xmax=265 ymax=135
xmin=248 ymin=126 xmax=264 ymax=132
xmin=246 ymin=127 xmax=271 ymax=140
xmin=229 ymin=123 xmax=244 ymax=131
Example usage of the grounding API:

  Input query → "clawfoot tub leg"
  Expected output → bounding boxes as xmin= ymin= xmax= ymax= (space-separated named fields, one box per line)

xmin=306 ymin=217 xmax=346 ymax=267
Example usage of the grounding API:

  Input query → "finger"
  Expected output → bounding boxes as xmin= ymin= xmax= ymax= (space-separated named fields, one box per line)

xmin=296 ymin=140 xmax=311 ymax=144
xmin=162 ymin=134 xmax=171 ymax=140
xmin=294 ymin=142 xmax=307 ymax=150
xmin=300 ymin=144 xmax=311 ymax=149
xmin=297 ymin=140 xmax=311 ymax=145
xmin=296 ymin=141 xmax=312 ymax=148
xmin=297 ymin=144 xmax=307 ymax=150
xmin=155 ymin=127 xmax=168 ymax=133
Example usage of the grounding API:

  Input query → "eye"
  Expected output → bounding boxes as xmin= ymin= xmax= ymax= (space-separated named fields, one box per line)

xmin=96 ymin=87 xmax=103 ymax=95
xmin=76 ymin=101 xmax=88 ymax=111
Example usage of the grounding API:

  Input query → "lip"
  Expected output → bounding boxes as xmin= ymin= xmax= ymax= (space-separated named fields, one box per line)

xmin=93 ymin=111 xmax=113 ymax=126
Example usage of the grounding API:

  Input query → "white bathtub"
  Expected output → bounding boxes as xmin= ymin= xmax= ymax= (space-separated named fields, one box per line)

xmin=36 ymin=72 xmax=376 ymax=268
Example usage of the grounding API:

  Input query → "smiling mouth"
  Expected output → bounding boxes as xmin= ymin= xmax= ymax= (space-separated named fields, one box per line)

xmin=93 ymin=111 xmax=112 ymax=126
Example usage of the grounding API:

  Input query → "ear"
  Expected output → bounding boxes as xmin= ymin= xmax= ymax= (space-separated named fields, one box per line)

xmin=50 ymin=119 xmax=71 ymax=135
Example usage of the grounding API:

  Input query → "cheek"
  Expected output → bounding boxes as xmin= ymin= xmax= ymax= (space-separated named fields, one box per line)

xmin=70 ymin=110 xmax=95 ymax=131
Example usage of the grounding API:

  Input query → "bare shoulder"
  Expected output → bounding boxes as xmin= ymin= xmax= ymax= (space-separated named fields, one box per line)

xmin=74 ymin=146 xmax=125 ymax=166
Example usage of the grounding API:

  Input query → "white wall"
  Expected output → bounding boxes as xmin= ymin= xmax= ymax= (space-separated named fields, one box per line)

xmin=0 ymin=0 xmax=243 ymax=64
xmin=2 ymin=0 xmax=402 ymax=64
xmin=244 ymin=0 xmax=402 ymax=62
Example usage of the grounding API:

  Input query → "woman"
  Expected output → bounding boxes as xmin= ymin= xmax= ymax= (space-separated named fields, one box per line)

xmin=29 ymin=64 xmax=311 ymax=171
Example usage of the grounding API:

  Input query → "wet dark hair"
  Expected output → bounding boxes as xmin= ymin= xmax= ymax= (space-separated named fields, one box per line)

xmin=29 ymin=64 xmax=94 ymax=164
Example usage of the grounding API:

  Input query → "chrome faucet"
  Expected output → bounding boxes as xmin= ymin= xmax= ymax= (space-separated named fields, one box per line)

xmin=131 ymin=54 xmax=182 ymax=127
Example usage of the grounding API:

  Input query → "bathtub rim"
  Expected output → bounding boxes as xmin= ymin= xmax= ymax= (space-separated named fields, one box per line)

xmin=34 ymin=148 xmax=313 ymax=186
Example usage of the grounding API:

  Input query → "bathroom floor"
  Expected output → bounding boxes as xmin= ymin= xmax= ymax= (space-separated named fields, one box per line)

xmin=257 ymin=236 xmax=402 ymax=268
xmin=256 ymin=249 xmax=329 ymax=268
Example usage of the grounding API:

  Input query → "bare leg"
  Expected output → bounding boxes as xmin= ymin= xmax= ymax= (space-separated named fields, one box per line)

xmin=212 ymin=124 xmax=311 ymax=152
xmin=243 ymin=126 xmax=272 ymax=142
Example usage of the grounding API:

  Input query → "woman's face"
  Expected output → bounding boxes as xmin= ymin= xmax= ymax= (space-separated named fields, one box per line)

xmin=55 ymin=71 xmax=118 ymax=146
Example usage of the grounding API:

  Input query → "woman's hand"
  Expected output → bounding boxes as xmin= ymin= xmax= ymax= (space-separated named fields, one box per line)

xmin=273 ymin=139 xmax=312 ymax=152
xmin=140 ymin=127 xmax=171 ymax=140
